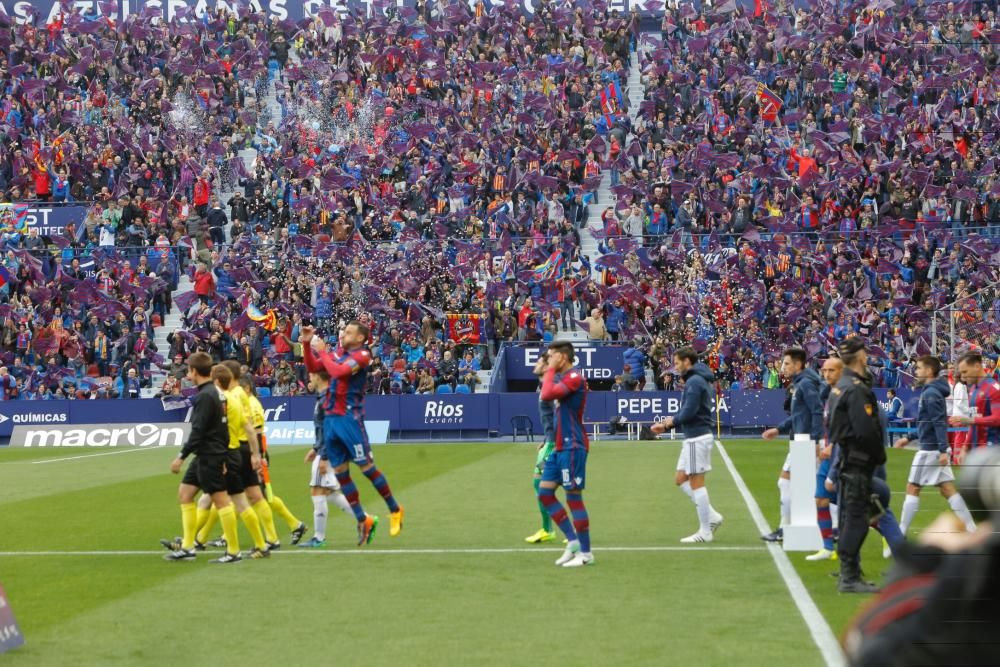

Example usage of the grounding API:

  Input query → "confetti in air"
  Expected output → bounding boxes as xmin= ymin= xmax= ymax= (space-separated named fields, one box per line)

xmin=167 ymin=90 xmax=208 ymax=139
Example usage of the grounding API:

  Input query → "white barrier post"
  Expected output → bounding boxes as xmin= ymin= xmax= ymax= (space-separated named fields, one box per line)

xmin=783 ymin=434 xmax=823 ymax=552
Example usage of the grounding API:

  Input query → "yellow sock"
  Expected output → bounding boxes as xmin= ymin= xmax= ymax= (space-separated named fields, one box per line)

xmin=196 ymin=506 xmax=219 ymax=544
xmin=253 ymin=499 xmax=279 ymax=544
xmin=180 ymin=503 xmax=197 ymax=550
xmin=269 ymin=496 xmax=301 ymax=530
xmin=218 ymin=505 xmax=240 ymax=556
xmin=240 ymin=507 xmax=267 ymax=550
xmin=194 ymin=507 xmax=209 ymax=540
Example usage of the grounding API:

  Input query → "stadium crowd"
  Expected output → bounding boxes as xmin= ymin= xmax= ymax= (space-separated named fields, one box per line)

xmin=0 ymin=0 xmax=998 ymax=400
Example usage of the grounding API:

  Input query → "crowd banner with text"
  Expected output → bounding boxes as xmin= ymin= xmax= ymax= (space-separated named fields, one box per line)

xmin=0 ymin=0 xmax=666 ymax=27
xmin=506 ymin=343 xmax=626 ymax=382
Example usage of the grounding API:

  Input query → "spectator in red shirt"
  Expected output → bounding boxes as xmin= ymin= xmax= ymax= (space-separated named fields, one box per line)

xmin=518 ymin=297 xmax=534 ymax=341
xmin=193 ymin=262 xmax=215 ymax=305
xmin=193 ymin=172 xmax=212 ymax=217
xmin=271 ymin=318 xmax=294 ymax=361
xmin=789 ymin=146 xmax=818 ymax=178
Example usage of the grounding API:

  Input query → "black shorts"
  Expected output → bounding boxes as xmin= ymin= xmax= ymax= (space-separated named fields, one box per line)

xmin=237 ymin=443 xmax=260 ymax=490
xmin=225 ymin=448 xmax=246 ymax=495
xmin=181 ymin=457 xmax=201 ymax=487
xmin=196 ymin=455 xmax=228 ymax=495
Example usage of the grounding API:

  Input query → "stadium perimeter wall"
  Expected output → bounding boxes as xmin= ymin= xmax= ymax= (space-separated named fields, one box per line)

xmin=0 ymin=388 xmax=915 ymax=443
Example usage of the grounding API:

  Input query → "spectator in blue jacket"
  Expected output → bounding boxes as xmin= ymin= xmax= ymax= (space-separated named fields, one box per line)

xmin=760 ymin=347 xmax=823 ymax=542
xmin=623 ymin=341 xmax=646 ymax=389
xmin=605 ymin=300 xmax=626 ymax=341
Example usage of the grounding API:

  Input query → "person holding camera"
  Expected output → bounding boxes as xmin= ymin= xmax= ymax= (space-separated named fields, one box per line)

xmin=827 ymin=338 xmax=885 ymax=593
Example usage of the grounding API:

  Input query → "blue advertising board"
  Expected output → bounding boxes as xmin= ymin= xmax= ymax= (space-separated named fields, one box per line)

xmin=395 ymin=394 xmax=492 ymax=431
xmin=0 ymin=386 xmax=918 ymax=441
xmin=505 ymin=343 xmax=626 ymax=382
xmin=0 ymin=402 xmax=72 ymax=438
xmin=610 ymin=391 xmax=732 ymax=426
xmin=19 ymin=205 xmax=88 ymax=237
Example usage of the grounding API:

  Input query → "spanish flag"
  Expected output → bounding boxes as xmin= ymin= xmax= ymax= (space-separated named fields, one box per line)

xmin=246 ymin=304 xmax=278 ymax=331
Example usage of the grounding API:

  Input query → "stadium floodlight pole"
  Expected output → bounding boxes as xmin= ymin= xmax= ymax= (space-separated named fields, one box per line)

xmin=715 ymin=382 xmax=722 ymax=440
xmin=950 ymin=304 xmax=956 ymax=363
xmin=931 ymin=315 xmax=937 ymax=358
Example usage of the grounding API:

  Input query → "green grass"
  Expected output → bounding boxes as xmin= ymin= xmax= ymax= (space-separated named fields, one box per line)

xmin=0 ymin=439 xmax=954 ymax=665
xmin=725 ymin=442 xmax=955 ymax=633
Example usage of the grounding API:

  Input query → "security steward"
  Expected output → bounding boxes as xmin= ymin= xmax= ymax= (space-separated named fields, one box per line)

xmin=827 ymin=338 xmax=885 ymax=593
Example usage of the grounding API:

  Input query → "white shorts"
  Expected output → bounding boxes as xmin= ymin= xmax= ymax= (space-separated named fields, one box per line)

xmin=781 ymin=452 xmax=792 ymax=474
xmin=677 ymin=434 xmax=714 ymax=475
xmin=907 ymin=449 xmax=955 ymax=487
xmin=310 ymin=455 xmax=341 ymax=490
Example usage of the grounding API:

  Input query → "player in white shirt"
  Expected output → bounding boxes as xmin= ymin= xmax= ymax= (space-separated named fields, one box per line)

xmin=298 ymin=368 xmax=355 ymax=548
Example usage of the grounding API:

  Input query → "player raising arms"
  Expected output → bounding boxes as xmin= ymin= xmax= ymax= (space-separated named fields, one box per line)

xmin=537 ymin=342 xmax=593 ymax=568
xmin=163 ymin=352 xmax=242 ymax=563
xmin=301 ymin=322 xmax=403 ymax=546
xmin=299 ymin=366 xmax=356 ymax=548
xmin=893 ymin=355 xmax=976 ymax=536
xmin=525 ymin=350 xmax=556 ymax=544
xmin=651 ymin=347 xmax=723 ymax=543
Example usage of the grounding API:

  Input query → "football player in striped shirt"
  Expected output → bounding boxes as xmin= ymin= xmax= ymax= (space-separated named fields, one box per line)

xmin=301 ymin=322 xmax=404 ymax=546
xmin=537 ymin=342 xmax=593 ymax=568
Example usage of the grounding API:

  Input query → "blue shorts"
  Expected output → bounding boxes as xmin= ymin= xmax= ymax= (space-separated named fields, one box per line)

xmin=815 ymin=459 xmax=836 ymax=501
xmin=541 ymin=449 xmax=587 ymax=491
xmin=322 ymin=415 xmax=373 ymax=467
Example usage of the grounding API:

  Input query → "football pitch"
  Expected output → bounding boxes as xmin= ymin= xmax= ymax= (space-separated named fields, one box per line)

xmin=0 ymin=440 xmax=952 ymax=666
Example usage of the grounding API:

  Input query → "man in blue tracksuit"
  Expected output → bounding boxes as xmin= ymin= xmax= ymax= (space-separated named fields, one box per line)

xmin=892 ymin=355 xmax=976 ymax=537
xmin=760 ymin=348 xmax=823 ymax=542
xmin=652 ymin=347 xmax=723 ymax=543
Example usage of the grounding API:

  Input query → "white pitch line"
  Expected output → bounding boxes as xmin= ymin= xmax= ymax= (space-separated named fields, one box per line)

xmin=28 ymin=448 xmax=165 ymax=464
xmin=716 ymin=441 xmax=846 ymax=667
xmin=0 ymin=545 xmax=766 ymax=557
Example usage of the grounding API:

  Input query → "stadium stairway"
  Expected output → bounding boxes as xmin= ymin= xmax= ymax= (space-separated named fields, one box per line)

xmin=475 ymin=369 xmax=491 ymax=393
xmin=150 ymin=75 xmax=270 ymax=390
xmin=560 ymin=45 xmax=647 ymax=347
xmin=626 ymin=40 xmax=660 ymax=392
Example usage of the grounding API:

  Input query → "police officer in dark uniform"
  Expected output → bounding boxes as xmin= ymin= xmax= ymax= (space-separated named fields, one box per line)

xmin=827 ymin=338 xmax=885 ymax=593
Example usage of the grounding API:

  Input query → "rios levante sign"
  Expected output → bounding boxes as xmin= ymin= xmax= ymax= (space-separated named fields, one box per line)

xmin=10 ymin=423 xmax=191 ymax=448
